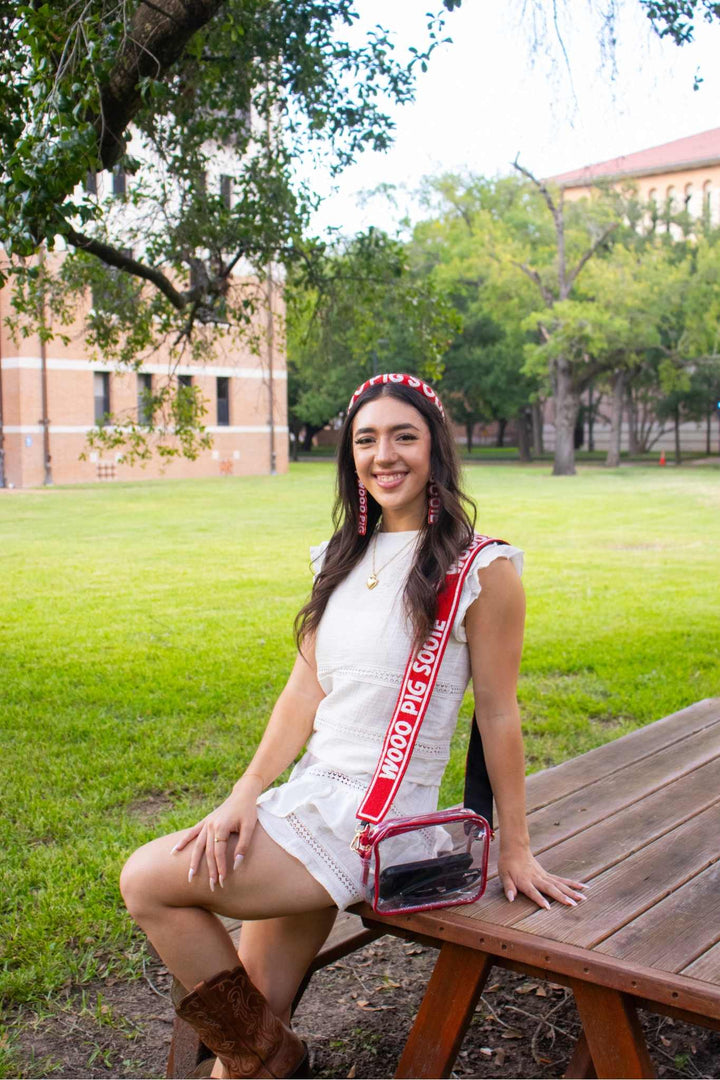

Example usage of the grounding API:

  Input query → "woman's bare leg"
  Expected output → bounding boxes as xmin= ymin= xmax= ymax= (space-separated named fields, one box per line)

xmin=238 ymin=909 xmax=338 ymax=1023
xmin=120 ymin=823 xmax=335 ymax=992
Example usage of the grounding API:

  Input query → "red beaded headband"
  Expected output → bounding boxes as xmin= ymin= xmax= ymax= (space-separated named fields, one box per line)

xmin=348 ymin=373 xmax=445 ymax=419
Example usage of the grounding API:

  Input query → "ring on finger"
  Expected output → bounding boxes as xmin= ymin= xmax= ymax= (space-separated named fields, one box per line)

xmin=213 ymin=837 xmax=226 ymax=844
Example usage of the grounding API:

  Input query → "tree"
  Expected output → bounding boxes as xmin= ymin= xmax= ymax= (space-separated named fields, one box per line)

xmin=286 ymin=229 xmax=458 ymax=454
xmin=0 ymin=0 xmax=459 ymax=458
xmin=412 ymin=174 xmax=545 ymax=458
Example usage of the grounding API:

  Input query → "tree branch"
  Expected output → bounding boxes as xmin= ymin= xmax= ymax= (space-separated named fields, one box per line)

xmin=513 ymin=157 xmax=567 ymax=295
xmin=510 ymin=259 xmax=554 ymax=307
xmin=65 ymin=228 xmax=187 ymax=309
xmin=96 ymin=0 xmax=226 ymax=168
xmin=565 ymin=224 xmax=618 ymax=293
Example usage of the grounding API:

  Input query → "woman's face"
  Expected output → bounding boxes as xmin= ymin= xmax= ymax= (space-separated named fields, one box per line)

xmin=352 ymin=394 xmax=432 ymax=531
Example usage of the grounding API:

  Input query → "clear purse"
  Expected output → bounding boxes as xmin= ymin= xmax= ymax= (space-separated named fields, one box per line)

xmin=357 ymin=807 xmax=492 ymax=915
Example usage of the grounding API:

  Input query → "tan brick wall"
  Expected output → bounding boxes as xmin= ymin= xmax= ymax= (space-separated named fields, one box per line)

xmin=0 ymin=265 xmax=287 ymax=488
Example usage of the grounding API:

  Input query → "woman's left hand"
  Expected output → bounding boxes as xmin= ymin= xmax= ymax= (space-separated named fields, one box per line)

xmin=498 ymin=847 xmax=587 ymax=909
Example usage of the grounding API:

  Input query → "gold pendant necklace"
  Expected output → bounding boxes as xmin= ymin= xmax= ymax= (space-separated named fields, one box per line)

xmin=367 ymin=529 xmax=417 ymax=590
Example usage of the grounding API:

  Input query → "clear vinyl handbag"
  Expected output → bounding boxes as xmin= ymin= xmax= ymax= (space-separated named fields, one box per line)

xmin=352 ymin=535 xmax=504 ymax=916
xmin=356 ymin=807 xmax=492 ymax=915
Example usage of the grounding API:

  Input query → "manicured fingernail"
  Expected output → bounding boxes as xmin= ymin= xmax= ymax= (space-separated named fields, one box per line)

xmin=218 ymin=875 xmax=225 ymax=888
xmin=543 ymin=901 xmax=551 ymax=909
xmin=209 ymin=878 xmax=216 ymax=892
xmin=567 ymin=898 xmax=577 ymax=907
xmin=233 ymin=854 xmax=244 ymax=870
xmin=170 ymin=844 xmax=179 ymax=854
xmin=506 ymin=890 xmax=515 ymax=902
xmin=188 ymin=868 xmax=195 ymax=883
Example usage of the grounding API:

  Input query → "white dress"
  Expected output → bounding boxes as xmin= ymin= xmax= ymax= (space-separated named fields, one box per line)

xmin=255 ymin=531 xmax=524 ymax=910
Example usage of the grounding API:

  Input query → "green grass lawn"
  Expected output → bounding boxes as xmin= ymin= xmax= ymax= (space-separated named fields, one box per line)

xmin=1 ymin=464 xmax=718 ymax=1024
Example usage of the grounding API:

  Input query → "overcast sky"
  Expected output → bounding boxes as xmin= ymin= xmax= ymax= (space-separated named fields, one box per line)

xmin=303 ymin=0 xmax=720 ymax=237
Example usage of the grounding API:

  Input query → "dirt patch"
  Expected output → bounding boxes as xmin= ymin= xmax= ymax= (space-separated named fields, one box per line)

xmin=126 ymin=794 xmax=176 ymax=823
xmin=10 ymin=939 xmax=719 ymax=1079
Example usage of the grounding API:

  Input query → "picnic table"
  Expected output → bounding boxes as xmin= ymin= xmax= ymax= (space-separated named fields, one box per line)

xmin=353 ymin=697 xmax=720 ymax=1079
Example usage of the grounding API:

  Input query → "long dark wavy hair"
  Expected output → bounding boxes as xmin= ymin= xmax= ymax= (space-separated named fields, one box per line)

xmin=295 ymin=380 xmax=477 ymax=650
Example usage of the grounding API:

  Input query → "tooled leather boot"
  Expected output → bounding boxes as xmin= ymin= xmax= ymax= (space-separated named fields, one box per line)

xmin=174 ymin=966 xmax=308 ymax=1079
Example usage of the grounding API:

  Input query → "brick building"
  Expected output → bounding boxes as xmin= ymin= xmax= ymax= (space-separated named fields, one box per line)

xmin=550 ymin=126 xmax=720 ymax=221
xmin=543 ymin=127 xmax=720 ymax=456
xmin=0 ymin=273 xmax=287 ymax=488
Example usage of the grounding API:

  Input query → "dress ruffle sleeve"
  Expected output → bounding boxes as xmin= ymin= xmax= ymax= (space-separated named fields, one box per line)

xmin=309 ymin=540 xmax=330 ymax=578
xmin=452 ymin=542 xmax=524 ymax=643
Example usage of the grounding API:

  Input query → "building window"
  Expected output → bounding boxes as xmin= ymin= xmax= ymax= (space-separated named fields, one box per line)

xmin=220 ymin=174 xmax=233 ymax=209
xmin=684 ymin=183 xmax=693 ymax=211
xmin=85 ymin=170 xmax=97 ymax=195
xmin=137 ymin=372 xmax=152 ymax=426
xmin=112 ymin=165 xmax=126 ymax=197
xmin=178 ymin=374 xmax=193 ymax=389
xmin=94 ymin=372 xmax=111 ymax=425
xmin=703 ymin=180 xmax=713 ymax=222
xmin=217 ymin=376 xmax=230 ymax=426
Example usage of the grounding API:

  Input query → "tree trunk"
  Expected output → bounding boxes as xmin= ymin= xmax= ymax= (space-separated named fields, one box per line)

xmin=495 ymin=418 xmax=507 ymax=448
xmin=706 ymin=410 xmax=711 ymax=456
xmin=531 ymin=401 xmax=544 ymax=456
xmin=301 ymin=424 xmax=321 ymax=452
xmin=587 ymin=383 xmax=595 ymax=452
xmin=605 ymin=369 xmax=626 ymax=467
xmin=674 ymin=407 xmax=681 ymax=465
xmin=552 ymin=361 xmax=579 ymax=476
xmin=517 ymin=410 xmax=532 ymax=462
xmin=626 ymin=388 xmax=639 ymax=456
xmin=466 ymin=422 xmax=474 ymax=453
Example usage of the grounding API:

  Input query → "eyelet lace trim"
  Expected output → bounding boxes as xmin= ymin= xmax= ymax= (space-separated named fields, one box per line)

xmin=286 ymin=812 xmax=358 ymax=897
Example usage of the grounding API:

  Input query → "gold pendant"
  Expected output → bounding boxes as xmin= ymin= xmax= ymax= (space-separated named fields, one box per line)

xmin=367 ymin=574 xmax=378 ymax=590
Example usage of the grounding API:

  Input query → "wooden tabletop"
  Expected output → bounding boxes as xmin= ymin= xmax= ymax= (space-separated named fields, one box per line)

xmin=356 ymin=697 xmax=720 ymax=1077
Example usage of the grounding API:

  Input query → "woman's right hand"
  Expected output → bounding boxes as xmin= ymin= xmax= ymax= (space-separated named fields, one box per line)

xmin=171 ymin=773 xmax=264 ymax=890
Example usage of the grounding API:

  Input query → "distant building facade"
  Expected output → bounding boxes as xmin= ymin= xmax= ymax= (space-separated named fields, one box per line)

xmin=544 ymin=127 xmax=720 ymax=457
xmin=550 ymin=126 xmax=720 ymax=223
xmin=0 ymin=275 xmax=287 ymax=489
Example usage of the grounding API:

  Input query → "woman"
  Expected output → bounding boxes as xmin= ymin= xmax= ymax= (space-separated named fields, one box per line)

xmin=120 ymin=373 xmax=584 ymax=1079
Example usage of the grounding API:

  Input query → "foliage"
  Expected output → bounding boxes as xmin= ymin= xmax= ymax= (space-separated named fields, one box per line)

xmin=0 ymin=0 xmax=459 ymax=458
xmin=286 ymin=229 xmax=459 ymax=446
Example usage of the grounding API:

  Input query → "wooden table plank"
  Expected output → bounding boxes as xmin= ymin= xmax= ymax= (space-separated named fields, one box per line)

xmin=474 ymin=759 xmax=720 ymax=926
xmin=524 ymin=699 xmax=720 ymax=812
xmin=682 ymin=941 xmax=720 ymax=983
xmin=510 ymin=803 xmax=720 ymax=947
xmin=595 ymin=862 xmax=720 ymax=972
xmin=359 ymin=905 xmax=720 ymax=1019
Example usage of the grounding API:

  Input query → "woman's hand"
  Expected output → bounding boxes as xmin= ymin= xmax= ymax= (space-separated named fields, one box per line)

xmin=171 ymin=774 xmax=263 ymax=890
xmin=498 ymin=844 xmax=587 ymax=909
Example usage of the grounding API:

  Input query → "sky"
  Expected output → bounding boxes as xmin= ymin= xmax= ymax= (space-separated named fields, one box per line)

xmin=304 ymin=0 xmax=720 ymax=237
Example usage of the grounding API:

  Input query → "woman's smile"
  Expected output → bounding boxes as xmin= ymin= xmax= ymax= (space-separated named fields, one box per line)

xmin=352 ymin=396 xmax=432 ymax=531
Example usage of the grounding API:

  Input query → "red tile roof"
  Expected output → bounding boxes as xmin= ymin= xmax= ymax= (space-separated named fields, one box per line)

xmin=549 ymin=127 xmax=720 ymax=187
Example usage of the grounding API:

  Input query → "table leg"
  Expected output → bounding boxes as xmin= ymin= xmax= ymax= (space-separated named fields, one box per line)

xmin=570 ymin=981 xmax=655 ymax=1079
xmin=395 ymin=942 xmax=493 ymax=1079
xmin=564 ymin=1031 xmax=596 ymax=1079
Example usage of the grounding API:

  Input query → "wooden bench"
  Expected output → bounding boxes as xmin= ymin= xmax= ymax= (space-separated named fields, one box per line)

xmin=167 ymin=697 xmax=720 ymax=1079
xmin=166 ymin=910 xmax=384 ymax=1077
xmin=353 ymin=697 xmax=720 ymax=1078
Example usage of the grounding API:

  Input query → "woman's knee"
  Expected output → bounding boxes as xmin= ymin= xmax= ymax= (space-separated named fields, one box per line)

xmin=119 ymin=842 xmax=166 ymax=922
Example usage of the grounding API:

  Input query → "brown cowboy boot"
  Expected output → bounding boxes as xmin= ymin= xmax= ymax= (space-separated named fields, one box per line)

xmin=174 ymin=965 xmax=308 ymax=1079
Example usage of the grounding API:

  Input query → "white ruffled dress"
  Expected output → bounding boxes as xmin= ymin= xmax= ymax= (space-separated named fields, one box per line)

xmin=255 ymin=531 xmax=523 ymax=910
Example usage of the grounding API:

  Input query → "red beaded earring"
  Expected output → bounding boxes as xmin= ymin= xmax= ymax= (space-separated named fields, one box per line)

xmin=357 ymin=479 xmax=368 ymax=536
xmin=427 ymin=480 xmax=441 ymax=525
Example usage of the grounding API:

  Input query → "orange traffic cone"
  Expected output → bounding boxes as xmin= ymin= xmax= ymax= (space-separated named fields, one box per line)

xmin=659 ymin=451 xmax=666 ymax=466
